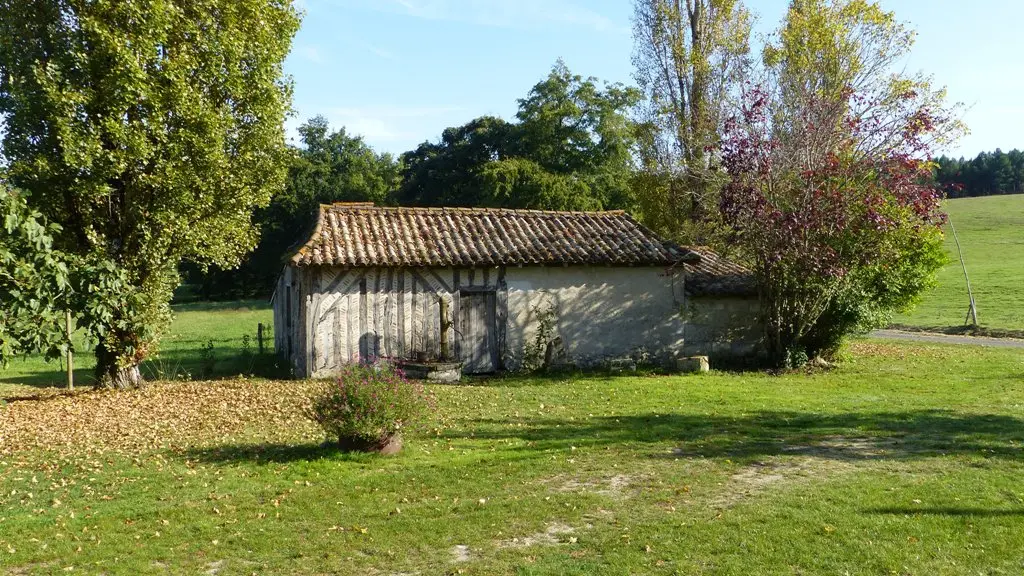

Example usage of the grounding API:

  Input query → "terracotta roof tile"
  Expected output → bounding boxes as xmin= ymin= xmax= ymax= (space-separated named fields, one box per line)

xmin=290 ymin=204 xmax=696 ymax=268
xmin=288 ymin=204 xmax=755 ymax=297
xmin=684 ymin=247 xmax=757 ymax=296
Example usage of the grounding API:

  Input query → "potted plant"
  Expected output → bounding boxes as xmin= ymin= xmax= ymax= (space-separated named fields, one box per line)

xmin=308 ymin=362 xmax=435 ymax=454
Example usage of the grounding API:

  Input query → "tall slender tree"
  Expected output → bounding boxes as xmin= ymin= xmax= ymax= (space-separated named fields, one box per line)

xmin=631 ymin=0 xmax=752 ymax=246
xmin=0 ymin=0 xmax=300 ymax=387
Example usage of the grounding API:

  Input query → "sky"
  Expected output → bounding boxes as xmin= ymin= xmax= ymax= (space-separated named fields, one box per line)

xmin=285 ymin=0 xmax=1024 ymax=159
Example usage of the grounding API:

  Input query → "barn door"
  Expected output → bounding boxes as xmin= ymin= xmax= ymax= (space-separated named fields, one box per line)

xmin=459 ymin=291 xmax=497 ymax=373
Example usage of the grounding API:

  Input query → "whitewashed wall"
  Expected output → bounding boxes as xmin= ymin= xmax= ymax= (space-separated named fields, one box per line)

xmin=503 ymin=266 xmax=688 ymax=369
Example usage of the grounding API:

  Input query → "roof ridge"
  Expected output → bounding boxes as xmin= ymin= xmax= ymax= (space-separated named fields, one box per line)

xmin=325 ymin=204 xmax=628 ymax=216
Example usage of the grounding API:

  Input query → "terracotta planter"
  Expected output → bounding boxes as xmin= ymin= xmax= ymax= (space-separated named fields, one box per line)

xmin=337 ymin=433 xmax=402 ymax=455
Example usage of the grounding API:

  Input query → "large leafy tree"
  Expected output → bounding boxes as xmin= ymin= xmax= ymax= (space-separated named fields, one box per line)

xmin=0 ymin=0 xmax=300 ymax=387
xmin=720 ymin=0 xmax=962 ymax=365
xmin=631 ymin=0 xmax=753 ymax=246
xmin=191 ymin=116 xmax=403 ymax=299
xmin=397 ymin=116 xmax=515 ymax=207
xmin=398 ymin=62 xmax=642 ymax=211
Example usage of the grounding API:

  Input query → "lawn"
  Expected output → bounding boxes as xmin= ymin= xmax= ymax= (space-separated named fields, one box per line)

xmin=2 ymin=337 xmax=1024 ymax=574
xmin=895 ymin=193 xmax=1024 ymax=332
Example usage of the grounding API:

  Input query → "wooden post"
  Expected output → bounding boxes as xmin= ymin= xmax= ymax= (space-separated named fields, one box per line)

xmin=65 ymin=309 xmax=74 ymax=390
xmin=438 ymin=296 xmax=450 ymax=361
xmin=949 ymin=217 xmax=979 ymax=326
xmin=257 ymin=323 xmax=265 ymax=354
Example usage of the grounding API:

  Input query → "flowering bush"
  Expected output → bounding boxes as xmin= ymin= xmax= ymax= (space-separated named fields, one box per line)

xmin=309 ymin=362 xmax=435 ymax=448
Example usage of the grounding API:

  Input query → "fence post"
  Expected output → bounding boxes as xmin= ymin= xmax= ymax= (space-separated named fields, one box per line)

xmin=66 ymin=309 xmax=74 ymax=390
xmin=257 ymin=323 xmax=265 ymax=354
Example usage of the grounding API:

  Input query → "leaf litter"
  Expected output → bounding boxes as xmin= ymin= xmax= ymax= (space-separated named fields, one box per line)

xmin=0 ymin=379 xmax=322 ymax=460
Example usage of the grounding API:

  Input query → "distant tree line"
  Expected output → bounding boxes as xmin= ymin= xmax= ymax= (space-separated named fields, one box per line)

xmin=933 ymin=149 xmax=1024 ymax=198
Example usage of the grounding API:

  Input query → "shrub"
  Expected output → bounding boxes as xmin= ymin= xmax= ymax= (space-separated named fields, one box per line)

xmin=309 ymin=362 xmax=435 ymax=447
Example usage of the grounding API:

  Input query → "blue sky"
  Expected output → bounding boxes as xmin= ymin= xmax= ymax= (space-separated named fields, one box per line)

xmin=285 ymin=0 xmax=1024 ymax=159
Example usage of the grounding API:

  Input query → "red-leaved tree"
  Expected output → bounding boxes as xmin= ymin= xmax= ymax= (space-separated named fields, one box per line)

xmin=719 ymin=0 xmax=962 ymax=365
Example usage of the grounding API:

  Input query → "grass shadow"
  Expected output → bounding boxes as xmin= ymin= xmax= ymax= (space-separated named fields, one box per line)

xmin=0 ymin=366 xmax=98 ymax=389
xmin=139 ymin=349 xmax=291 ymax=382
xmin=183 ymin=441 xmax=384 ymax=464
xmin=445 ymin=409 xmax=1024 ymax=462
xmin=864 ymin=507 xmax=1024 ymax=517
xmin=463 ymin=367 xmax=706 ymax=388
xmin=888 ymin=323 xmax=1024 ymax=340
xmin=1 ymin=351 xmax=290 ymax=390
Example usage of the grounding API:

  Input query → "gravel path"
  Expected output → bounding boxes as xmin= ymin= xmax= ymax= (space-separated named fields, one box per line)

xmin=870 ymin=330 xmax=1024 ymax=349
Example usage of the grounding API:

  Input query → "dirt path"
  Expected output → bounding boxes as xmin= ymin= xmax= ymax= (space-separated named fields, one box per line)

xmin=870 ymin=329 xmax=1024 ymax=349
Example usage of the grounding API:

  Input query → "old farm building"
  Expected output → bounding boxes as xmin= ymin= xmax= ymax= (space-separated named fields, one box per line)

xmin=273 ymin=203 xmax=760 ymax=378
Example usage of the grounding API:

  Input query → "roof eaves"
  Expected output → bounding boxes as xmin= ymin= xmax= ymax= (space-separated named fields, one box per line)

xmin=287 ymin=203 xmax=332 ymax=266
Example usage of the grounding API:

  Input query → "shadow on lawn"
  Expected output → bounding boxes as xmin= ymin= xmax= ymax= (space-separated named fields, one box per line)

xmin=183 ymin=441 xmax=375 ymax=464
xmin=865 ymin=507 xmax=1024 ymax=517
xmin=446 ymin=409 xmax=1024 ymax=462
xmin=190 ymin=409 xmax=1024 ymax=466
xmin=462 ymin=369 xmax=680 ymax=388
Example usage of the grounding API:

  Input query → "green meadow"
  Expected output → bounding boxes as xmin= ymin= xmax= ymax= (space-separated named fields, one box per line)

xmin=895 ymin=194 xmax=1024 ymax=332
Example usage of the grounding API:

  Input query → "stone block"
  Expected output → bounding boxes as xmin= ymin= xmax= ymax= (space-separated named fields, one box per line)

xmin=676 ymin=356 xmax=710 ymax=373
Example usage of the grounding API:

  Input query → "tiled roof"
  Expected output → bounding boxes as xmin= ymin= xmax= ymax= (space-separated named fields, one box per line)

xmin=683 ymin=248 xmax=757 ymax=296
xmin=289 ymin=204 xmax=699 ymax=268
xmin=288 ymin=204 xmax=756 ymax=297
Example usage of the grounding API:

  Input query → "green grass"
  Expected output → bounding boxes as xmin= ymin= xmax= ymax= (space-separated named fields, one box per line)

xmin=895 ymin=194 xmax=1024 ymax=331
xmin=3 ymin=339 xmax=1024 ymax=574
xmin=0 ymin=299 xmax=277 ymax=394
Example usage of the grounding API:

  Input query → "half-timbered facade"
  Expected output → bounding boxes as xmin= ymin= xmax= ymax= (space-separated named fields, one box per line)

xmin=273 ymin=203 xmax=760 ymax=378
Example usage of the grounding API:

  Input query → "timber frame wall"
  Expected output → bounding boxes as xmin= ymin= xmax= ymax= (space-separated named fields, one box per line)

xmin=274 ymin=265 xmax=507 ymax=378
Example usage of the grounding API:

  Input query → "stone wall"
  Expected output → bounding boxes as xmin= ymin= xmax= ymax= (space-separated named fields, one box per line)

xmin=681 ymin=296 xmax=763 ymax=364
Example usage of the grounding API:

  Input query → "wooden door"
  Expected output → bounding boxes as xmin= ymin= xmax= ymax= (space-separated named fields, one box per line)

xmin=459 ymin=291 xmax=498 ymax=373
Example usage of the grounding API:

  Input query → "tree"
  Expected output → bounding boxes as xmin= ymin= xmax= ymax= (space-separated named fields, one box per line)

xmin=719 ymin=0 xmax=961 ymax=365
xmin=631 ymin=0 xmax=753 ymax=246
xmin=934 ymin=149 xmax=1024 ymax=197
xmin=189 ymin=116 xmax=403 ymax=299
xmin=0 ymin=0 xmax=300 ymax=387
xmin=0 ymin=184 xmax=72 ymax=365
xmin=398 ymin=62 xmax=642 ymax=211
xmin=396 ymin=116 xmax=515 ymax=207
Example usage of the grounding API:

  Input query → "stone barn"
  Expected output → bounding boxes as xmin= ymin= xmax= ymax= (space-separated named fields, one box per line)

xmin=273 ymin=203 xmax=761 ymax=378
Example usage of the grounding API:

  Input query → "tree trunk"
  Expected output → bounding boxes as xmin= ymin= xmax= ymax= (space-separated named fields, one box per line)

xmin=94 ymin=341 xmax=143 ymax=389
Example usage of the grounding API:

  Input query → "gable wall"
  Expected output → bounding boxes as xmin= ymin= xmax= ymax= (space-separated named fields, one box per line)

xmin=272 ymin=266 xmax=305 ymax=376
